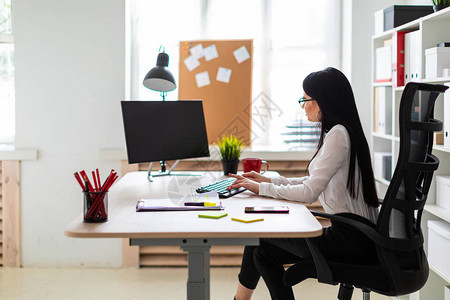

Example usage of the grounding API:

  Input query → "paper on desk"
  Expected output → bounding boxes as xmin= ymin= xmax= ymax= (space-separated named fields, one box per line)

xmin=204 ymin=44 xmax=219 ymax=61
xmin=233 ymin=46 xmax=250 ymax=64
xmin=190 ymin=191 xmax=219 ymax=201
xmin=184 ymin=55 xmax=200 ymax=71
xmin=195 ymin=71 xmax=210 ymax=88
xmin=216 ymin=67 xmax=232 ymax=83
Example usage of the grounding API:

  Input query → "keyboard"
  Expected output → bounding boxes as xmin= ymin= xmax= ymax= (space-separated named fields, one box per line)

xmin=196 ymin=177 xmax=246 ymax=198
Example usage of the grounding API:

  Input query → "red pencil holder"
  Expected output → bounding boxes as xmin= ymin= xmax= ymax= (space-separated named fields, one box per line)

xmin=83 ymin=191 xmax=108 ymax=223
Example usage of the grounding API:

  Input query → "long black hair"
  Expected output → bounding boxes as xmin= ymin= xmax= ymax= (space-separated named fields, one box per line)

xmin=303 ymin=67 xmax=379 ymax=208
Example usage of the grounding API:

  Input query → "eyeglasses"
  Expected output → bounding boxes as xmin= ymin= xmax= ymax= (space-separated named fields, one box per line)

xmin=298 ymin=97 xmax=315 ymax=106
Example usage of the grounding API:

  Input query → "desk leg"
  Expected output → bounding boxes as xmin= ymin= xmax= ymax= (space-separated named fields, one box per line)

xmin=130 ymin=238 xmax=259 ymax=300
xmin=181 ymin=244 xmax=211 ymax=300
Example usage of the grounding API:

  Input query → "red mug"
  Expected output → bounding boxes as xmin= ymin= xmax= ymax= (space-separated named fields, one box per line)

xmin=242 ymin=158 xmax=270 ymax=174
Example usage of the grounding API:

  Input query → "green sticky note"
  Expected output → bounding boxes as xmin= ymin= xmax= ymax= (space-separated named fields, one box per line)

xmin=198 ymin=211 xmax=228 ymax=219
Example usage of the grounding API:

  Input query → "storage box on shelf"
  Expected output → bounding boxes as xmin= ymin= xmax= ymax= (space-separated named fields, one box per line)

xmin=383 ymin=5 xmax=433 ymax=31
xmin=374 ymin=9 xmax=384 ymax=36
xmin=428 ymin=221 xmax=450 ymax=282
xmin=436 ymin=176 xmax=450 ymax=211
xmin=425 ymin=47 xmax=450 ymax=79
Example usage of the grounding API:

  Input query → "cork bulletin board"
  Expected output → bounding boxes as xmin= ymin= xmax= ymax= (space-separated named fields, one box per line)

xmin=178 ymin=39 xmax=253 ymax=146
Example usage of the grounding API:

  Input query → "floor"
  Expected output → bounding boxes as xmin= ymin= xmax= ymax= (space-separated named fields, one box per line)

xmin=0 ymin=267 xmax=391 ymax=300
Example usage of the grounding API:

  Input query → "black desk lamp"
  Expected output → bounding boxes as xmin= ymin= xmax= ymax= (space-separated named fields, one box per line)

xmin=143 ymin=49 xmax=177 ymax=100
xmin=142 ymin=49 xmax=186 ymax=180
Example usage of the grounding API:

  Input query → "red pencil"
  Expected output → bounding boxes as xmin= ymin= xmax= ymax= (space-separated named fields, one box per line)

xmin=91 ymin=171 xmax=97 ymax=191
xmin=80 ymin=170 xmax=94 ymax=192
xmin=74 ymin=172 xmax=85 ymax=190
xmin=96 ymin=169 xmax=101 ymax=190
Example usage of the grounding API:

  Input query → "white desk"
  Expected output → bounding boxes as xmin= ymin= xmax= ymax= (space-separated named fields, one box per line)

xmin=65 ymin=171 xmax=322 ymax=300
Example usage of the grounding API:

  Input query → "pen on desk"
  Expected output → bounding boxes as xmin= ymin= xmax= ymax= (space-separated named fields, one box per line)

xmin=184 ymin=202 xmax=217 ymax=206
xmin=185 ymin=202 xmax=206 ymax=206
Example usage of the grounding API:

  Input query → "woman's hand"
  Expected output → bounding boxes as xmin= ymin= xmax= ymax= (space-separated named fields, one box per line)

xmin=240 ymin=171 xmax=271 ymax=183
xmin=227 ymin=173 xmax=261 ymax=194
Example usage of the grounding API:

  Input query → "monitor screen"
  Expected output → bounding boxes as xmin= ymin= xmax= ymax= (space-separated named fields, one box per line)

xmin=121 ymin=100 xmax=210 ymax=164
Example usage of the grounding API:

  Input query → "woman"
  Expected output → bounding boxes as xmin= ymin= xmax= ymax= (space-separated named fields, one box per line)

xmin=229 ymin=67 xmax=380 ymax=300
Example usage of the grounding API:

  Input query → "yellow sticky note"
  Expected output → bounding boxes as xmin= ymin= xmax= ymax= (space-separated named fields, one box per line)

xmin=231 ymin=216 xmax=264 ymax=223
xmin=198 ymin=212 xmax=228 ymax=219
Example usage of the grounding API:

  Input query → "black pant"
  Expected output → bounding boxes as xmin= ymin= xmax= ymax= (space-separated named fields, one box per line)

xmin=238 ymin=239 xmax=310 ymax=300
xmin=238 ymin=215 xmax=377 ymax=300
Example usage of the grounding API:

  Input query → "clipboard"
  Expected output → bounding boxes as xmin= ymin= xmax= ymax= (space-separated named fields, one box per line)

xmin=136 ymin=200 xmax=223 ymax=212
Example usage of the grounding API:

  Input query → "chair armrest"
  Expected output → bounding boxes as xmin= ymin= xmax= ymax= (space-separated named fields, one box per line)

xmin=305 ymin=237 xmax=337 ymax=285
xmin=309 ymin=210 xmax=423 ymax=251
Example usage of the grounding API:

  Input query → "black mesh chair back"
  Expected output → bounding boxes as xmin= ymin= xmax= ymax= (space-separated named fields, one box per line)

xmin=283 ymin=82 xmax=448 ymax=299
xmin=374 ymin=82 xmax=446 ymax=295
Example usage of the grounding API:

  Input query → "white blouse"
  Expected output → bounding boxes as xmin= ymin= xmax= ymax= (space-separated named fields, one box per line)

xmin=259 ymin=124 xmax=379 ymax=224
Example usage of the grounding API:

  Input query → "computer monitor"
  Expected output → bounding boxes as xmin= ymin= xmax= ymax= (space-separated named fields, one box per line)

xmin=121 ymin=100 xmax=210 ymax=178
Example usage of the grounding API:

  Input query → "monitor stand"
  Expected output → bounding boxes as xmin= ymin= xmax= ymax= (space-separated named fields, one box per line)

xmin=147 ymin=160 xmax=202 ymax=182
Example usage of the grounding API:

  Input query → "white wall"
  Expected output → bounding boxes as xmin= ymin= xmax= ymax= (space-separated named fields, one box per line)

xmin=14 ymin=0 xmax=125 ymax=267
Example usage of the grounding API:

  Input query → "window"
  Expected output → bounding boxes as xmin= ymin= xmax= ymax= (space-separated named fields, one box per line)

xmin=127 ymin=0 xmax=341 ymax=150
xmin=0 ymin=0 xmax=14 ymax=144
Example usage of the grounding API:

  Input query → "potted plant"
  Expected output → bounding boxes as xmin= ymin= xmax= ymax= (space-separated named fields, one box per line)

xmin=432 ymin=0 xmax=450 ymax=12
xmin=217 ymin=135 xmax=244 ymax=175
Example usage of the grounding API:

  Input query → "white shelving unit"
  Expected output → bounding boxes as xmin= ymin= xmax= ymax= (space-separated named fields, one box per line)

xmin=371 ymin=7 xmax=450 ymax=300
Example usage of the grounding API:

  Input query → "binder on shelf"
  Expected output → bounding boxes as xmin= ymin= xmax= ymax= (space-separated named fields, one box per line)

xmin=445 ymin=82 xmax=450 ymax=148
xmin=373 ymin=88 xmax=379 ymax=133
xmin=411 ymin=31 xmax=422 ymax=82
xmin=405 ymin=30 xmax=422 ymax=83
xmin=392 ymin=31 xmax=407 ymax=87
xmin=375 ymin=45 xmax=392 ymax=82
xmin=375 ymin=86 xmax=392 ymax=134
xmin=383 ymin=155 xmax=392 ymax=181
xmin=405 ymin=32 xmax=411 ymax=84
xmin=374 ymin=152 xmax=392 ymax=181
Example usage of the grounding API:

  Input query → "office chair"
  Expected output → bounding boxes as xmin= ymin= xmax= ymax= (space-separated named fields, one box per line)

xmin=282 ymin=82 xmax=448 ymax=300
